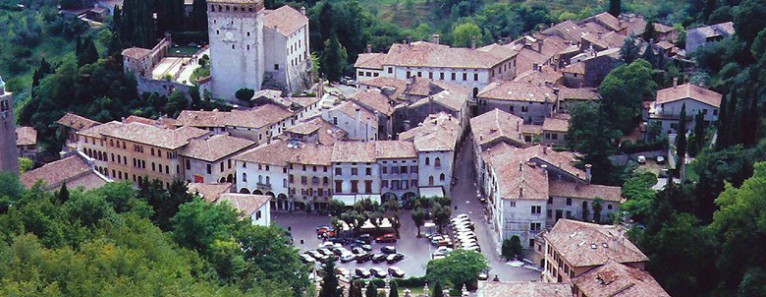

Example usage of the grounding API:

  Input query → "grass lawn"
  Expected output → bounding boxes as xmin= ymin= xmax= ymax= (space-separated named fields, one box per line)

xmin=170 ymin=46 xmax=203 ymax=56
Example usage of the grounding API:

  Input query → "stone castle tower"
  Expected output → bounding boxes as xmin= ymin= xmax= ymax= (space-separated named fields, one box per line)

xmin=0 ymin=76 xmax=19 ymax=173
xmin=207 ymin=0 xmax=265 ymax=100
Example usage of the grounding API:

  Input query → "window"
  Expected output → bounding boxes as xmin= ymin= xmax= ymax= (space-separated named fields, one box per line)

xmin=323 ymin=177 xmax=329 ymax=185
xmin=522 ymin=106 xmax=529 ymax=112
xmin=301 ymin=176 xmax=307 ymax=185
xmin=425 ymin=157 xmax=430 ymax=166
xmin=228 ymin=160 xmax=232 ymax=169
xmin=350 ymin=180 xmax=359 ymax=193
xmin=474 ymin=73 xmax=478 ymax=81
xmin=428 ymin=176 xmax=434 ymax=186
xmin=274 ymin=64 xmax=279 ymax=70
xmin=388 ymin=67 xmax=393 ymax=74
xmin=265 ymin=176 xmax=270 ymax=185
xmin=510 ymin=201 xmax=516 ymax=207
xmin=440 ymin=72 xmax=445 ymax=80
xmin=351 ymin=168 xmax=358 ymax=176
xmin=552 ymin=134 xmax=558 ymax=140
xmin=165 ymin=165 xmax=169 ymax=174
xmin=242 ymin=162 xmax=247 ymax=168
xmin=439 ymin=173 xmax=445 ymax=181
xmin=530 ymin=223 xmax=541 ymax=231
xmin=547 ymin=209 xmax=552 ymax=218
xmin=382 ymin=180 xmax=389 ymax=189
xmin=607 ymin=204 xmax=613 ymax=210
xmin=529 ymin=239 xmax=535 ymax=248
xmin=382 ymin=166 xmax=388 ymax=174
xmin=451 ymin=73 xmax=456 ymax=80
xmin=428 ymin=72 xmax=433 ymax=79
xmin=364 ymin=180 xmax=372 ymax=194
xmin=434 ymin=157 xmax=441 ymax=168
xmin=220 ymin=162 xmax=224 ymax=172
xmin=713 ymin=109 xmax=719 ymax=116
xmin=462 ymin=73 xmax=467 ymax=81
xmin=417 ymin=71 xmax=422 ymax=77
xmin=335 ymin=168 xmax=342 ymax=175
xmin=531 ymin=205 xmax=542 ymax=214
xmin=406 ymin=71 xmax=411 ymax=78
xmin=335 ymin=181 xmax=343 ymax=193
xmin=242 ymin=173 xmax=247 ymax=182
xmin=207 ymin=164 xmax=212 ymax=174
xmin=566 ymin=198 xmax=572 ymax=205
xmin=400 ymin=166 xmax=408 ymax=174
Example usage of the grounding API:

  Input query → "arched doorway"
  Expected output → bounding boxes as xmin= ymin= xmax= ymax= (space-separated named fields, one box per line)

xmin=402 ymin=192 xmax=417 ymax=203
xmin=226 ymin=174 xmax=233 ymax=183
xmin=239 ymin=188 xmax=251 ymax=194
xmin=219 ymin=177 xmax=226 ymax=183
xmin=472 ymin=87 xmax=478 ymax=98
xmin=254 ymin=190 xmax=264 ymax=195
xmin=274 ymin=193 xmax=286 ymax=210
xmin=382 ymin=192 xmax=398 ymax=203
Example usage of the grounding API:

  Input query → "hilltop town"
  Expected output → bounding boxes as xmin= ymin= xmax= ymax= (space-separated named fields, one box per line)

xmin=0 ymin=0 xmax=764 ymax=296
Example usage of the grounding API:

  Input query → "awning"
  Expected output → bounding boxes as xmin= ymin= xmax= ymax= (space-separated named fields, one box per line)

xmin=419 ymin=187 xmax=444 ymax=198
xmin=332 ymin=194 xmax=382 ymax=206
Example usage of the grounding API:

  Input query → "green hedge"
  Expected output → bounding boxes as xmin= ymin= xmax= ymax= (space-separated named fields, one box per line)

xmin=369 ymin=276 xmax=426 ymax=288
xmin=620 ymin=138 xmax=668 ymax=154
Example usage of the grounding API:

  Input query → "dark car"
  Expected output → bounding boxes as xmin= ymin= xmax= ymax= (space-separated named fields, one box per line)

xmin=329 ymin=237 xmax=348 ymax=244
xmin=388 ymin=266 xmax=405 ymax=278
xmin=386 ymin=253 xmax=404 ymax=264
xmin=354 ymin=268 xmax=371 ymax=279
xmin=352 ymin=247 xmax=365 ymax=255
xmin=355 ymin=252 xmax=371 ymax=263
xmin=381 ymin=246 xmax=397 ymax=254
xmin=376 ymin=233 xmax=397 ymax=243
xmin=358 ymin=234 xmax=372 ymax=244
xmin=372 ymin=254 xmax=387 ymax=263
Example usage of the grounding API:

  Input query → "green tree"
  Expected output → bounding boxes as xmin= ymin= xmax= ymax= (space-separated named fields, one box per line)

xmin=431 ymin=203 xmax=451 ymax=233
xmin=693 ymin=111 xmax=706 ymax=156
xmin=411 ymin=207 xmax=426 ymax=237
xmin=608 ymin=0 xmax=621 ymax=17
xmin=592 ymin=198 xmax=603 ymax=223
xmin=502 ymin=236 xmax=523 ymax=260
xmin=57 ymin=182 xmax=70 ymax=204
xmin=365 ymin=281 xmax=378 ymax=297
xmin=77 ymin=37 xmax=99 ymax=67
xmin=18 ymin=157 xmax=33 ymax=174
xmin=676 ymin=104 xmax=688 ymax=174
xmin=567 ymin=102 xmax=622 ymax=185
xmin=733 ymin=0 xmax=766 ymax=44
xmin=236 ymin=225 xmax=310 ymax=296
xmin=190 ymin=0 xmax=209 ymax=31
xmin=432 ymin=281 xmax=444 ymax=297
xmin=320 ymin=33 xmax=348 ymax=82
xmin=619 ymin=35 xmax=640 ymax=64
xmin=235 ymin=88 xmax=255 ymax=101
xmin=170 ymin=198 xmax=244 ymax=254
xmin=318 ymin=258 xmax=341 ymax=297
xmin=427 ymin=249 xmax=488 ymax=291
xmin=599 ymin=59 xmax=657 ymax=134
xmin=389 ymin=280 xmax=399 ymax=297
xmin=643 ymin=20 xmax=657 ymax=42
xmin=452 ymin=22 xmax=482 ymax=48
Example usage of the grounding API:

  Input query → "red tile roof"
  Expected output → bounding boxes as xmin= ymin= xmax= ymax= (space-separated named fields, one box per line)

xmin=16 ymin=126 xmax=37 ymax=146
xmin=263 ymin=5 xmax=307 ymax=36
xmin=545 ymin=219 xmax=648 ymax=268
xmin=656 ymin=83 xmax=722 ymax=108
xmin=572 ymin=260 xmax=670 ymax=297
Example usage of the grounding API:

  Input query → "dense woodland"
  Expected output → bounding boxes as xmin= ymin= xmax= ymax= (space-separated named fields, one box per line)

xmin=1 ymin=0 xmax=766 ymax=296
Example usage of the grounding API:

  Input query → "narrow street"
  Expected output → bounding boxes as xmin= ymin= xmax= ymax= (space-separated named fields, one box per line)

xmin=450 ymin=135 xmax=542 ymax=282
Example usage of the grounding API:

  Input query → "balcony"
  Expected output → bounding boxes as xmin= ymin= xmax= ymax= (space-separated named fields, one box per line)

xmin=256 ymin=182 xmax=272 ymax=191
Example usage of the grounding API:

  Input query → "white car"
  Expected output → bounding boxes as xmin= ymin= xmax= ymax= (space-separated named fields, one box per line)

xmin=319 ymin=242 xmax=334 ymax=249
xmin=300 ymin=254 xmax=316 ymax=264
xmin=370 ymin=267 xmax=388 ymax=278
xmin=340 ymin=252 xmax=356 ymax=263
xmin=455 ymin=214 xmax=470 ymax=220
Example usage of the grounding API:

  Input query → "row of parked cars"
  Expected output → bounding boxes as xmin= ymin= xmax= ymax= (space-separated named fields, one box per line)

xmin=335 ymin=266 xmax=406 ymax=279
xmin=451 ymin=214 xmax=481 ymax=252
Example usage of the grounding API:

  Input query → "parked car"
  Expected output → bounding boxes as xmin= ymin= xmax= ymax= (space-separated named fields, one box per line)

xmin=300 ymin=254 xmax=316 ymax=264
xmin=370 ymin=267 xmax=388 ymax=278
xmin=637 ymin=155 xmax=647 ymax=164
xmin=430 ymin=235 xmax=444 ymax=245
xmin=432 ymin=254 xmax=446 ymax=260
xmin=375 ymin=233 xmax=397 ymax=243
xmin=388 ymin=266 xmax=405 ymax=278
xmin=386 ymin=253 xmax=404 ymax=264
xmin=361 ymin=244 xmax=373 ymax=251
xmin=340 ymin=252 xmax=356 ymax=263
xmin=355 ymin=252 xmax=371 ymax=263
xmin=333 ymin=247 xmax=350 ymax=256
xmin=316 ymin=225 xmax=332 ymax=232
xmin=656 ymin=155 xmax=666 ymax=164
xmin=329 ymin=237 xmax=347 ymax=244
xmin=372 ymin=253 xmax=387 ymax=263
xmin=358 ymin=234 xmax=373 ymax=244
xmin=352 ymin=247 xmax=365 ymax=254
xmin=319 ymin=242 xmax=334 ymax=249
xmin=336 ymin=267 xmax=349 ymax=278
xmin=478 ymin=270 xmax=489 ymax=281
xmin=436 ymin=239 xmax=453 ymax=247
xmin=381 ymin=246 xmax=397 ymax=254
xmin=354 ymin=268 xmax=371 ymax=278
xmin=318 ymin=248 xmax=333 ymax=256
xmin=455 ymin=214 xmax=469 ymax=220
xmin=308 ymin=250 xmax=323 ymax=259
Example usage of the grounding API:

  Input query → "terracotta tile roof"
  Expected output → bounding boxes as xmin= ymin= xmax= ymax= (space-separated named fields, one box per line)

xmin=263 ymin=6 xmax=308 ymax=36
xmin=285 ymin=96 xmax=321 ymax=108
xmin=286 ymin=117 xmax=346 ymax=145
xmin=490 ymin=145 xmax=585 ymax=182
xmin=187 ymin=183 xmax=233 ymax=202
xmin=16 ymin=126 xmax=37 ymax=146
xmin=562 ymin=62 xmax=585 ymax=75
xmin=545 ymin=219 xmax=648 ymax=268
xmin=121 ymin=47 xmax=152 ymax=59
xmin=478 ymin=80 xmax=556 ymax=103
xmin=217 ymin=193 xmax=271 ymax=219
xmin=406 ymin=77 xmax=436 ymax=97
xmin=689 ymin=21 xmax=735 ymax=38
xmin=409 ymin=88 xmax=466 ymax=112
xmin=398 ymin=112 xmax=460 ymax=152
xmin=591 ymin=12 xmax=624 ymax=31
xmin=124 ymin=115 xmax=177 ymax=129
xmin=480 ymin=282 xmax=573 ymax=297
xmin=227 ymin=104 xmax=295 ymax=128
xmin=358 ymin=77 xmax=409 ymax=99
xmin=559 ymin=87 xmax=599 ymax=100
xmin=330 ymin=101 xmax=378 ymax=126
xmin=621 ymin=15 xmax=647 ymax=36
xmin=288 ymin=142 xmax=333 ymax=165
xmin=543 ymin=114 xmax=570 ymax=132
xmin=476 ymin=43 xmax=519 ymax=60
xmin=180 ymin=134 xmax=255 ymax=162
xmin=514 ymin=48 xmax=548 ymax=73
xmin=513 ymin=66 xmax=563 ymax=86
xmin=656 ymin=40 xmax=675 ymax=50
xmin=542 ymin=20 xmax=586 ymax=42
xmin=57 ymin=113 xmax=101 ymax=130
xmin=471 ymin=109 xmax=526 ymax=148
xmin=81 ymin=121 xmax=209 ymax=149
xmin=176 ymin=110 xmax=230 ymax=128
xmin=580 ymin=21 xmax=612 ymax=36
xmin=286 ymin=117 xmax=324 ymax=135
xmin=382 ymin=41 xmax=514 ymax=69
xmin=21 ymin=155 xmax=106 ymax=190
xmin=572 ymin=260 xmax=670 ymax=297
xmin=548 ymin=180 xmax=622 ymax=202
xmin=374 ymin=140 xmax=417 ymax=159
xmin=331 ymin=141 xmax=377 ymax=163
xmin=539 ymin=35 xmax=572 ymax=58
xmin=176 ymin=105 xmax=294 ymax=129
xmin=656 ymin=83 xmax=722 ymax=108
xmin=653 ymin=22 xmax=675 ymax=34
xmin=234 ymin=140 xmax=293 ymax=166
xmin=354 ymin=53 xmax=387 ymax=70
xmin=350 ymin=89 xmax=396 ymax=116
xmin=489 ymin=148 xmax=550 ymax=200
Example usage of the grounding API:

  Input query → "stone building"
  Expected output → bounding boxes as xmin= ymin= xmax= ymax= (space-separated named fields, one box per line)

xmin=206 ymin=0 xmax=310 ymax=99
xmin=16 ymin=126 xmax=38 ymax=160
xmin=179 ymin=134 xmax=255 ymax=184
xmin=0 ymin=76 xmax=19 ymax=173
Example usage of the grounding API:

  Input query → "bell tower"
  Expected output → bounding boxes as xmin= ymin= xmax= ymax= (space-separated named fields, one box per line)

xmin=207 ymin=0 xmax=265 ymax=100
xmin=0 ymin=76 xmax=19 ymax=173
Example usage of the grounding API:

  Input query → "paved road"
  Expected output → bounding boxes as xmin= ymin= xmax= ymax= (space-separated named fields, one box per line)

xmin=450 ymin=136 xmax=542 ymax=282
xmin=272 ymin=135 xmax=541 ymax=282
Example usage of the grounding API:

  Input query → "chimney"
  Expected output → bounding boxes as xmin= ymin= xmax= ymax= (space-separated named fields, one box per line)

xmin=366 ymin=44 xmax=372 ymax=53
xmin=471 ymin=36 xmax=477 ymax=49
xmin=673 ymin=77 xmax=678 ymax=87
xmin=585 ymin=164 xmax=592 ymax=184
xmin=121 ymin=117 xmax=126 ymax=123
xmin=300 ymin=6 xmax=306 ymax=16
xmin=537 ymin=40 xmax=543 ymax=53
xmin=432 ymin=34 xmax=440 ymax=45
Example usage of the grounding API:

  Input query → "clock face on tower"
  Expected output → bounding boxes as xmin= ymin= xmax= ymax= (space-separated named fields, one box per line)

xmin=225 ymin=31 xmax=235 ymax=42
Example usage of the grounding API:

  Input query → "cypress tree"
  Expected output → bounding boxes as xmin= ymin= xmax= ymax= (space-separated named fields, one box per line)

xmin=78 ymin=37 xmax=100 ymax=66
xmin=694 ymin=111 xmax=706 ymax=154
xmin=318 ymin=259 xmax=341 ymax=297
xmin=676 ymin=103 xmax=687 ymax=174
xmin=609 ymin=0 xmax=621 ymax=17
xmin=58 ymin=182 xmax=70 ymax=203
xmin=389 ymin=280 xmax=399 ymax=297
xmin=365 ymin=282 xmax=378 ymax=297
xmin=191 ymin=0 xmax=208 ymax=31
xmin=432 ymin=281 xmax=444 ymax=297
